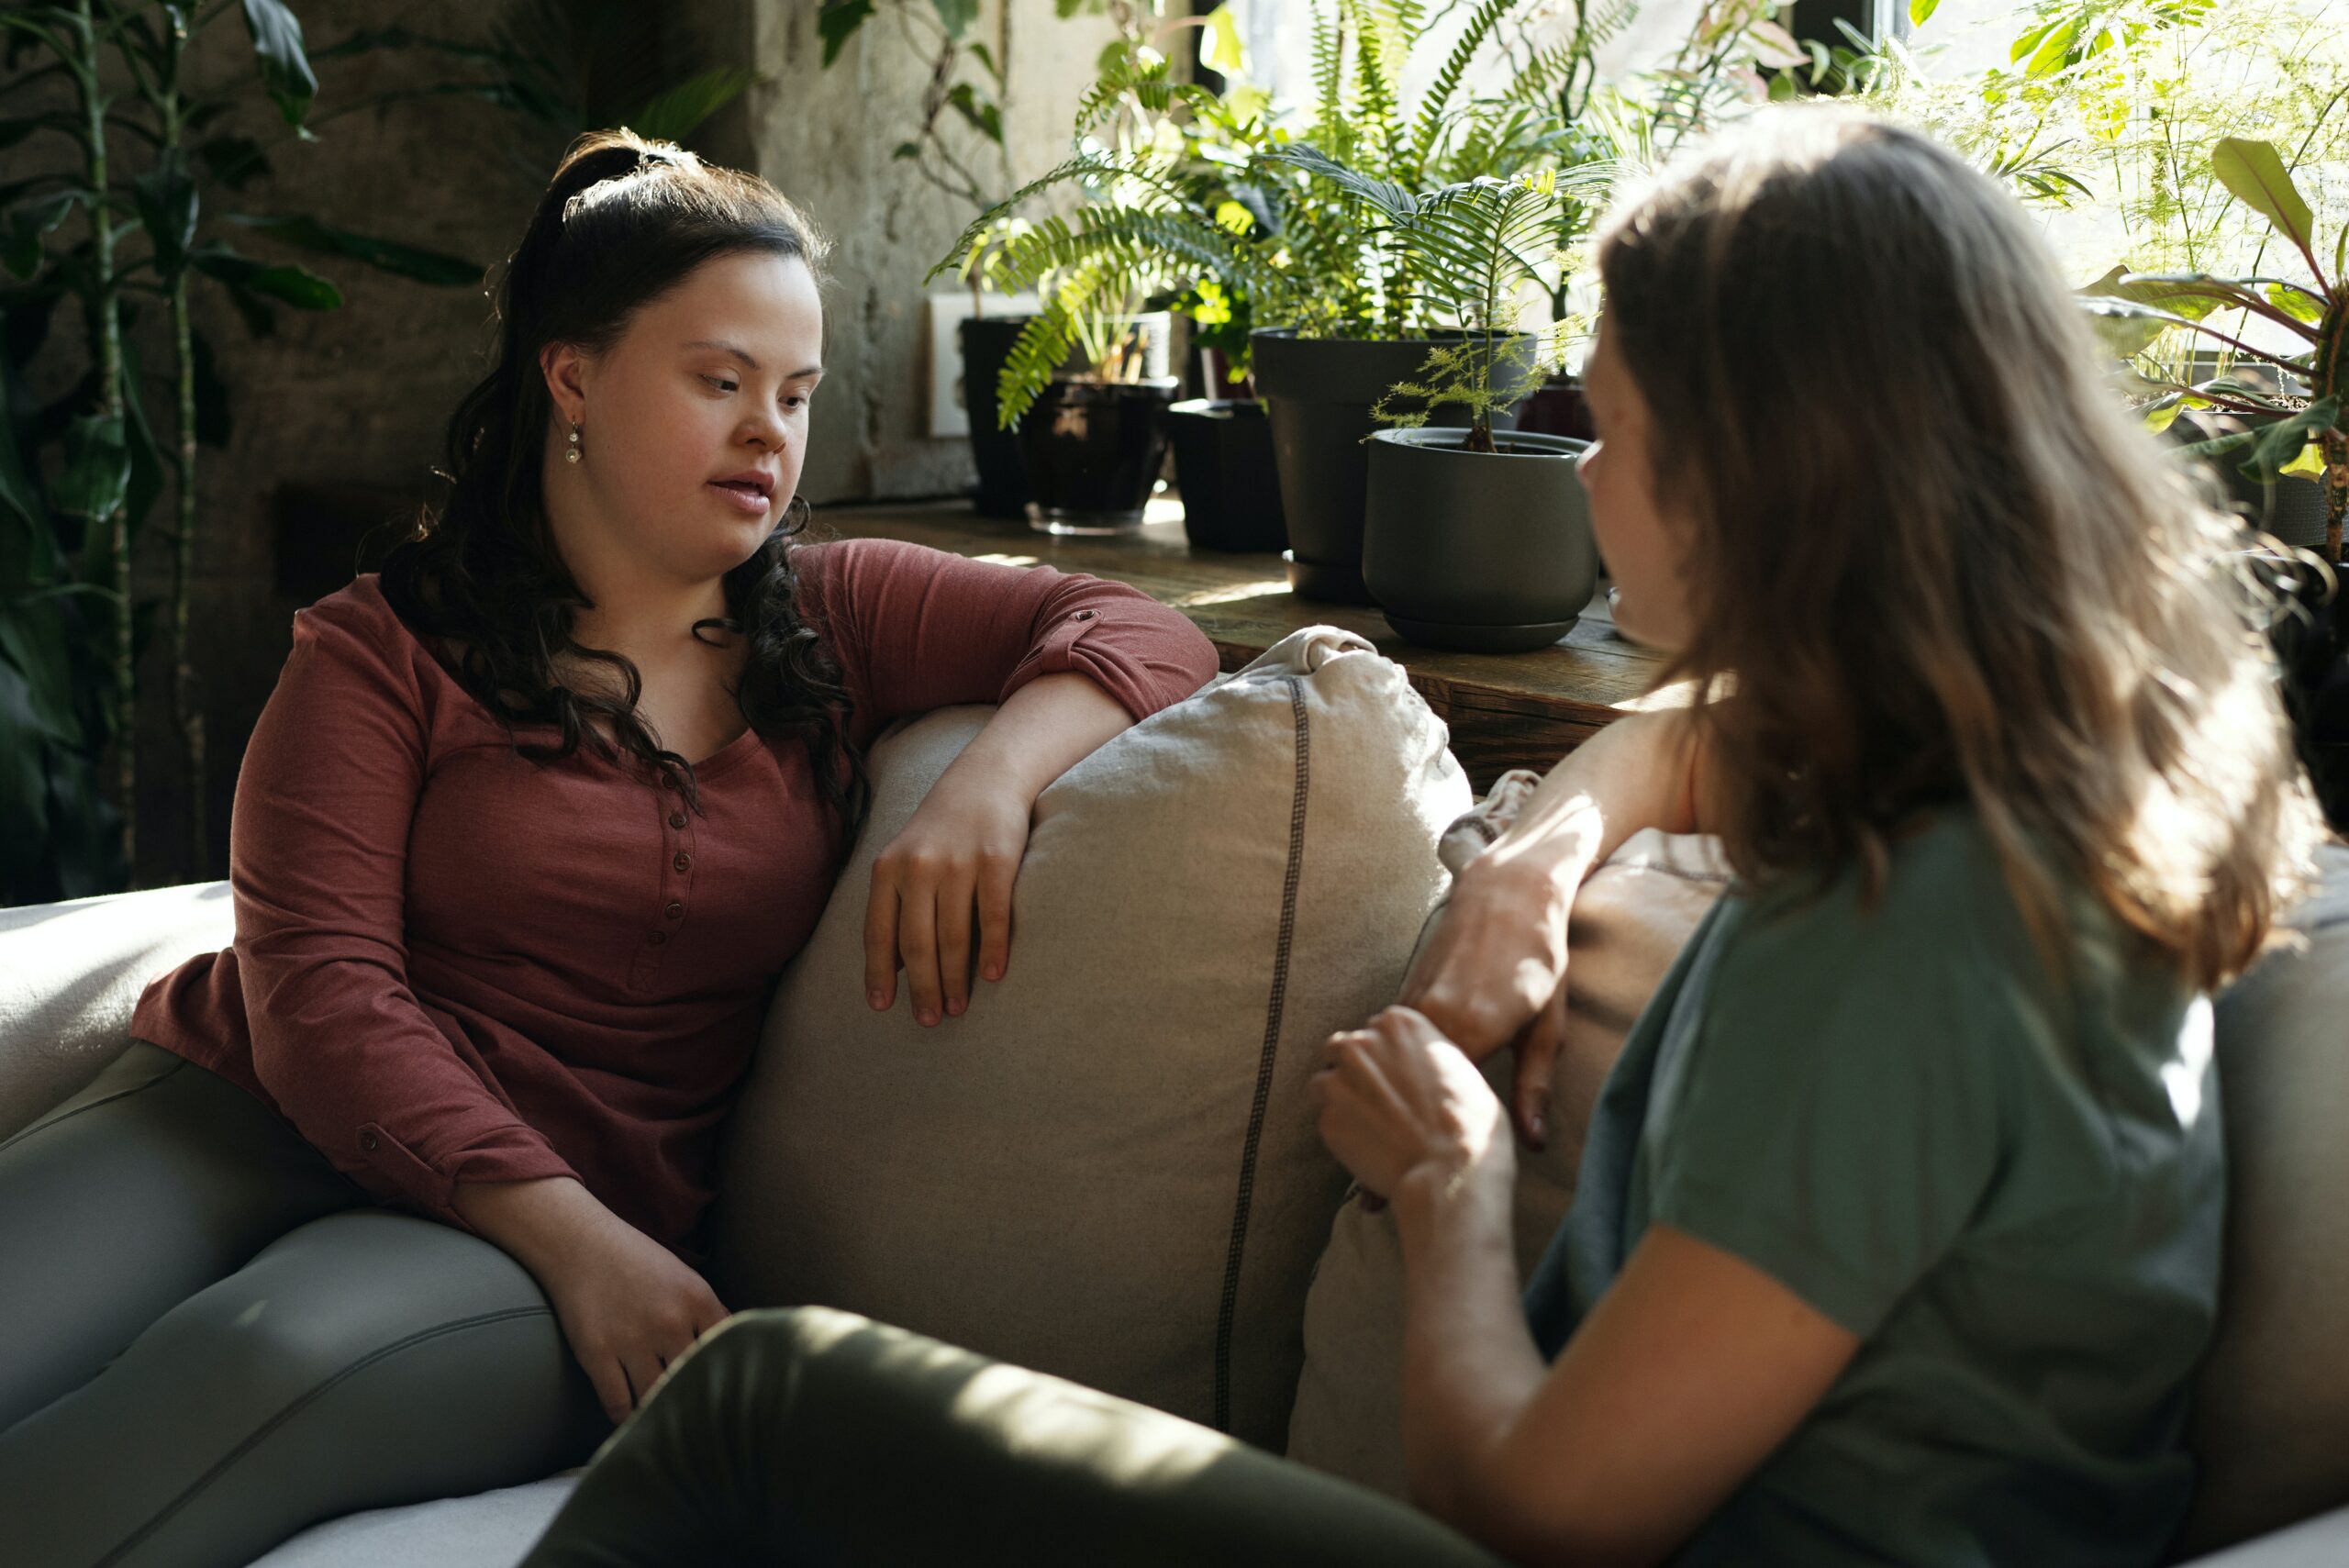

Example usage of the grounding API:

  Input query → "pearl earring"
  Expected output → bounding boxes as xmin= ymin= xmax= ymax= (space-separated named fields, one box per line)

xmin=564 ymin=421 xmax=582 ymax=464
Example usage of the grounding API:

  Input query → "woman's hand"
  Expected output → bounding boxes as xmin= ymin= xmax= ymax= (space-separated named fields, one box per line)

xmin=537 ymin=1208 xmax=732 ymax=1427
xmin=454 ymin=1175 xmax=729 ymax=1428
xmin=1311 ymin=1005 xmax=1515 ymax=1210
xmin=1397 ymin=856 xmax=1575 ymax=1149
xmin=863 ymin=780 xmax=1032 ymax=1027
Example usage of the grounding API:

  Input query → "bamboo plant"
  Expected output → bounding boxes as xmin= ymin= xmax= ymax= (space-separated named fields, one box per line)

xmin=0 ymin=1 xmax=479 ymax=900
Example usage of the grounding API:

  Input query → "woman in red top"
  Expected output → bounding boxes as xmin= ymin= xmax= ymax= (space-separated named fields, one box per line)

xmin=0 ymin=130 xmax=1217 ymax=1568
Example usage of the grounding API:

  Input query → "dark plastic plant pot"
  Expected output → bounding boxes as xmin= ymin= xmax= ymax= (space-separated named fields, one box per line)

xmin=1019 ymin=376 xmax=1182 ymax=536
xmin=1362 ymin=428 xmax=1601 ymax=653
xmin=961 ymin=312 xmax=1174 ymax=521
xmin=1251 ymin=327 xmax=1534 ymax=604
xmin=1517 ymin=375 xmax=1596 ymax=442
xmin=959 ymin=315 xmax=1038 ymax=519
xmin=1167 ymin=399 xmax=1286 ymax=553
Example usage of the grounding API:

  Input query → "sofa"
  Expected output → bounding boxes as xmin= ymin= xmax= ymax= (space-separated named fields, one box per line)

xmin=5 ymin=628 xmax=2347 ymax=1567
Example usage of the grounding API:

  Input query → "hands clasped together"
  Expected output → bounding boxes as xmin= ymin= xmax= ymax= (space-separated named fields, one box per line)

xmin=1313 ymin=851 xmax=1574 ymax=1213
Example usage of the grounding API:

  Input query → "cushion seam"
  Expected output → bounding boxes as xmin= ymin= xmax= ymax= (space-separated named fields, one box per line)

xmin=1213 ymin=674 xmax=1310 ymax=1432
xmin=0 ymin=1050 xmax=189 ymax=1158
xmin=93 ymin=1304 xmax=554 ymax=1568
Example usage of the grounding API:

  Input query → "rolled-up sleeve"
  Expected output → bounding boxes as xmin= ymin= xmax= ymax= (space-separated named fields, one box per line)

xmin=230 ymin=600 xmax=576 ymax=1229
xmin=796 ymin=537 xmax=1219 ymax=728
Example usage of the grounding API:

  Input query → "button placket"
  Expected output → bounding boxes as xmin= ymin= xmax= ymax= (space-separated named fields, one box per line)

xmin=633 ymin=782 xmax=696 ymax=990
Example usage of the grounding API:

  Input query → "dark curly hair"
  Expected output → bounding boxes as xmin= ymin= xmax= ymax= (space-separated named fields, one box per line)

xmin=380 ymin=128 xmax=868 ymax=836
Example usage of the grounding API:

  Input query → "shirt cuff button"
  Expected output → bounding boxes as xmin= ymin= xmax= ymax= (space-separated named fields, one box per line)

xmin=360 ymin=1129 xmax=380 ymax=1152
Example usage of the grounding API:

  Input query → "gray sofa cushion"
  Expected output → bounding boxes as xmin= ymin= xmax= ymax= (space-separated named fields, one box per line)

xmin=2181 ymin=843 xmax=2349 ymax=1555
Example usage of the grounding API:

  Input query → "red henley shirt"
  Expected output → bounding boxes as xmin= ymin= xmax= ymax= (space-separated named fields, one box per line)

xmin=130 ymin=537 xmax=1219 ymax=1258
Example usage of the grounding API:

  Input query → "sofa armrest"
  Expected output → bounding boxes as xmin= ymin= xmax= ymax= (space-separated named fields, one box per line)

xmin=0 ymin=881 xmax=234 ymax=1139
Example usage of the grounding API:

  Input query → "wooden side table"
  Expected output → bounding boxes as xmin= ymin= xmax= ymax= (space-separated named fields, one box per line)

xmin=817 ymin=498 xmax=1670 ymax=792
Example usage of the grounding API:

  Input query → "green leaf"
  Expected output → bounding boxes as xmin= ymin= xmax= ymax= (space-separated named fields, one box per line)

xmin=220 ymin=214 xmax=477 ymax=286
xmin=2280 ymin=442 xmax=2327 ymax=479
xmin=239 ymin=0 xmax=317 ymax=128
xmin=132 ymin=150 xmax=198 ymax=280
xmin=0 ymin=398 xmax=44 ymax=541
xmin=117 ymin=340 xmax=168 ymax=538
xmin=2235 ymin=397 xmax=2341 ymax=484
xmin=945 ymin=83 xmax=1002 ymax=148
xmin=1909 ymin=0 xmax=1940 ymax=24
xmin=818 ymin=0 xmax=876 ymax=67
xmin=4 ymin=192 xmax=78 ymax=280
xmin=2140 ymin=393 xmax=2200 ymax=434
xmin=2211 ymin=139 xmax=2315 ymax=259
xmin=51 ymin=414 xmax=128 ymax=524
xmin=1203 ymin=5 xmax=1246 ymax=76
xmin=42 ymin=740 xmax=127 ymax=899
xmin=191 ymin=243 xmax=343 ymax=309
xmin=2077 ymin=294 xmax=2211 ymax=360
xmin=2265 ymin=281 xmax=2326 ymax=324
xmin=0 ymin=113 xmax=77 ymax=154
xmin=0 ymin=655 xmax=53 ymax=873
xmin=969 ymin=42 xmax=1001 ymax=84
xmin=629 ymin=67 xmax=755 ymax=143
xmin=930 ymin=0 xmax=979 ymax=38
xmin=893 ymin=141 xmax=922 ymax=161
xmin=0 ymin=602 xmax=80 ymax=747
xmin=195 ymin=133 xmax=271 ymax=191
xmin=2024 ymin=16 xmax=2081 ymax=75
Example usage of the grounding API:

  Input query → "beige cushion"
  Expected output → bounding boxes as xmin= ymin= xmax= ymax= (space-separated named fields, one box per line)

xmin=2179 ymin=842 xmax=2349 ymax=1556
xmin=1286 ymin=782 xmax=1727 ymax=1491
xmin=711 ymin=626 xmax=1472 ymax=1450
xmin=0 ymin=880 xmax=236 ymax=1140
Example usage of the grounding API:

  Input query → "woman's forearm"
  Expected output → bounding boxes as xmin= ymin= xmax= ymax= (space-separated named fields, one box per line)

xmin=1394 ymin=1166 xmax=1553 ymax=1539
xmin=1476 ymin=708 xmax=1705 ymax=890
xmin=452 ymin=1174 xmax=613 ymax=1277
xmin=935 ymin=671 xmax=1136 ymax=806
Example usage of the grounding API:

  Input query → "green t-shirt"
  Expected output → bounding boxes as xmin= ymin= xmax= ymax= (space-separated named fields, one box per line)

xmin=1522 ymin=809 xmax=2221 ymax=1568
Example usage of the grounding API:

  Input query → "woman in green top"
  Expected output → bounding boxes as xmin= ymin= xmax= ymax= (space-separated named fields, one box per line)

xmin=517 ymin=107 xmax=2325 ymax=1568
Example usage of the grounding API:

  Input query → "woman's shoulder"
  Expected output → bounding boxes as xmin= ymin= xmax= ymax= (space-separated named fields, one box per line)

xmin=1718 ymin=807 xmax=2194 ymax=1079
xmin=280 ymin=573 xmax=448 ymax=711
xmin=790 ymin=533 xmax=961 ymax=592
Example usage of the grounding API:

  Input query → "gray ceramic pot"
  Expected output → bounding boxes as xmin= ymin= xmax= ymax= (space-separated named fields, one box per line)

xmin=1251 ymin=328 xmax=1533 ymax=605
xmin=1362 ymin=428 xmax=1601 ymax=652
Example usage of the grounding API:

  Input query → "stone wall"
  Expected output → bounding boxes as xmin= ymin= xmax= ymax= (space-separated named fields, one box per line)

xmin=740 ymin=2 xmax=1124 ymax=504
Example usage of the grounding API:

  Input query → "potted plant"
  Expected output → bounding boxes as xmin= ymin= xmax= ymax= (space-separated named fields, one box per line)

xmin=929 ymin=12 xmax=1271 ymax=536
xmin=1316 ymin=168 xmax=1597 ymax=651
xmin=817 ymin=0 xmax=1106 ymax=517
xmin=2079 ymin=136 xmax=2347 ymax=820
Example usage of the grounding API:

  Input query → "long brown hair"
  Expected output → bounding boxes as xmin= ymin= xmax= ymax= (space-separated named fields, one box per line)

xmin=1598 ymin=106 xmax=2325 ymax=989
xmin=381 ymin=128 xmax=868 ymax=836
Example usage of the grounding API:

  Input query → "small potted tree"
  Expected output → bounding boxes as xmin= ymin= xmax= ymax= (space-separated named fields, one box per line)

xmin=1347 ymin=170 xmax=1604 ymax=651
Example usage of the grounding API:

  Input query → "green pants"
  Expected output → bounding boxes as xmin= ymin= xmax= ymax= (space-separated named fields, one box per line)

xmin=519 ymin=1306 xmax=1517 ymax=1568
